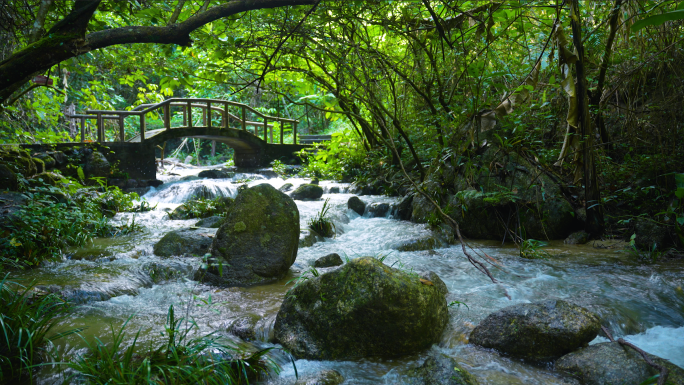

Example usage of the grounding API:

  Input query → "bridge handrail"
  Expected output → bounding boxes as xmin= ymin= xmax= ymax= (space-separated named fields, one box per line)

xmin=67 ymin=97 xmax=299 ymax=144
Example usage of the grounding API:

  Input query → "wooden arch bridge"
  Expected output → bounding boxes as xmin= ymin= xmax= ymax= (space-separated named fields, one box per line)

xmin=63 ymin=98 xmax=312 ymax=173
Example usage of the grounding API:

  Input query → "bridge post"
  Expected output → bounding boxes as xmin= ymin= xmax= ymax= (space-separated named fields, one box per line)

xmin=207 ymin=101 xmax=211 ymax=128
xmin=96 ymin=113 xmax=103 ymax=142
xmin=182 ymin=104 xmax=187 ymax=126
xmin=119 ymin=115 xmax=125 ymax=142
xmin=139 ymin=114 xmax=146 ymax=142
xmin=280 ymin=119 xmax=284 ymax=144
xmin=80 ymin=117 xmax=85 ymax=142
xmin=222 ymin=102 xmax=228 ymax=128
xmin=164 ymin=103 xmax=170 ymax=130
xmin=263 ymin=118 xmax=268 ymax=142
xmin=187 ymin=101 xmax=193 ymax=128
xmin=241 ymin=106 xmax=246 ymax=131
xmin=293 ymin=121 xmax=297 ymax=144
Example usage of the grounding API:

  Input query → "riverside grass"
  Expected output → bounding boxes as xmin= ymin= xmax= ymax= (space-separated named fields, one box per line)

xmin=66 ymin=305 xmax=286 ymax=384
xmin=0 ymin=275 xmax=72 ymax=383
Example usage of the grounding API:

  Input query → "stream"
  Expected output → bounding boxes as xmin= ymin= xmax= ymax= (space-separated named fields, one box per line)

xmin=23 ymin=166 xmax=684 ymax=384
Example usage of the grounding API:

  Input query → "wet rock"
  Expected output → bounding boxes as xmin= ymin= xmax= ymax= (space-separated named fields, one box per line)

xmin=565 ymin=231 xmax=590 ymax=245
xmin=556 ymin=341 xmax=684 ymax=385
xmin=291 ymin=184 xmax=323 ymax=200
xmin=470 ymin=299 xmax=601 ymax=362
xmin=195 ymin=216 xmax=225 ymax=228
xmin=419 ymin=271 xmax=448 ymax=295
xmin=126 ymin=179 xmax=138 ymax=188
xmin=294 ymin=369 xmax=344 ymax=385
xmin=108 ymin=178 xmax=127 ymax=189
xmin=198 ymin=169 xmax=233 ymax=179
xmin=367 ymin=202 xmax=390 ymax=217
xmin=313 ymin=253 xmax=343 ymax=268
xmin=227 ymin=314 xmax=261 ymax=341
xmin=393 ymin=195 xmax=414 ymax=220
xmin=0 ymin=163 xmax=18 ymax=191
xmin=311 ymin=178 xmax=320 ymax=185
xmin=402 ymin=353 xmax=479 ymax=385
xmin=634 ymin=218 xmax=668 ymax=251
xmin=69 ymin=247 xmax=113 ymax=261
xmin=347 ymin=196 xmax=366 ymax=216
xmin=141 ymin=261 xmax=193 ymax=283
xmin=395 ymin=236 xmax=446 ymax=252
xmin=274 ymin=257 xmax=449 ymax=360
xmin=299 ymin=229 xmax=322 ymax=248
xmin=153 ymin=229 xmax=215 ymax=257
xmin=328 ymin=186 xmax=340 ymax=194
xmin=84 ymin=150 xmax=111 ymax=179
xmin=200 ymin=183 xmax=299 ymax=286
xmin=279 ymin=183 xmax=294 ymax=192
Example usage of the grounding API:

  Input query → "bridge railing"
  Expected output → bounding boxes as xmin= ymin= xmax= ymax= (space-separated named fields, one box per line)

xmin=65 ymin=98 xmax=299 ymax=144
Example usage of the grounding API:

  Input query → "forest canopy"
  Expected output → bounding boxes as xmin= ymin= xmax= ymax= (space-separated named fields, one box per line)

xmin=1 ymin=0 xmax=683 ymax=240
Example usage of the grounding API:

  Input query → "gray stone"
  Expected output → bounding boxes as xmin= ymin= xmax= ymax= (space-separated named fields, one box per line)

xmin=402 ymin=353 xmax=479 ymax=385
xmin=395 ymin=236 xmax=446 ymax=252
xmin=200 ymin=184 xmax=299 ymax=286
xmin=274 ymin=257 xmax=449 ymax=360
xmin=227 ymin=314 xmax=261 ymax=341
xmin=291 ymin=184 xmax=323 ymax=200
xmin=34 ymin=153 xmax=56 ymax=169
xmin=299 ymin=229 xmax=322 ymax=248
xmin=367 ymin=202 xmax=390 ymax=217
xmin=48 ymin=151 xmax=67 ymax=166
xmin=565 ymin=231 xmax=590 ymax=245
xmin=153 ymin=229 xmax=215 ymax=257
xmin=313 ymin=253 xmax=343 ymax=268
xmin=198 ymin=169 xmax=233 ymax=179
xmin=0 ymin=163 xmax=18 ymax=191
xmin=279 ymin=183 xmax=294 ymax=192
xmin=195 ymin=216 xmax=225 ymax=228
xmin=634 ymin=219 xmax=668 ymax=251
xmin=294 ymin=369 xmax=344 ymax=385
xmin=470 ymin=300 xmax=601 ymax=361
xmin=556 ymin=341 xmax=684 ymax=385
xmin=347 ymin=196 xmax=366 ymax=216
xmin=328 ymin=186 xmax=340 ymax=194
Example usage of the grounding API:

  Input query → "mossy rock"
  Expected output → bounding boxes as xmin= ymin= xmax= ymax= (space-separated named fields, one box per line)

xmin=556 ymin=341 xmax=684 ymax=385
xmin=32 ymin=157 xmax=46 ymax=174
xmin=313 ymin=253 xmax=343 ymax=268
xmin=227 ymin=314 xmax=261 ymax=341
xmin=0 ymin=147 xmax=37 ymax=177
xmin=394 ymin=236 xmax=446 ymax=252
xmin=84 ymin=150 xmax=110 ymax=179
xmin=28 ymin=172 xmax=63 ymax=188
xmin=347 ymin=196 xmax=366 ymax=215
xmin=0 ymin=163 xmax=18 ymax=191
xmin=294 ymin=370 xmax=344 ymax=385
xmin=274 ymin=257 xmax=449 ymax=360
xmin=153 ymin=229 xmax=215 ymax=257
xmin=195 ymin=216 xmax=226 ymax=228
xmin=402 ymin=353 xmax=479 ymax=385
xmin=470 ymin=300 xmax=601 ymax=362
xmin=200 ymin=184 xmax=300 ymax=287
xmin=291 ymin=184 xmax=323 ymax=200
xmin=34 ymin=153 xmax=56 ymax=169
xmin=279 ymin=183 xmax=294 ymax=192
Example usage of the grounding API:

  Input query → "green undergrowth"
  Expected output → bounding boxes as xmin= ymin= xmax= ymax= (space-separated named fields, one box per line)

xmin=307 ymin=198 xmax=335 ymax=237
xmin=66 ymin=305 xmax=284 ymax=385
xmin=1 ymin=176 xmax=145 ymax=271
xmin=168 ymin=196 xmax=234 ymax=220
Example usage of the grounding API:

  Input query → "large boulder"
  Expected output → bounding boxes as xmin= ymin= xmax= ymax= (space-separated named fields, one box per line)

xmin=291 ymin=184 xmax=323 ymax=200
xmin=392 ymin=195 xmax=414 ymax=220
xmin=469 ymin=300 xmax=601 ymax=362
xmin=556 ymin=342 xmax=684 ymax=385
xmin=274 ymin=257 xmax=449 ymax=360
xmin=153 ymin=229 xmax=215 ymax=257
xmin=200 ymin=183 xmax=299 ymax=286
xmin=347 ymin=196 xmax=366 ymax=215
xmin=84 ymin=150 xmax=111 ymax=179
xmin=402 ymin=353 xmax=479 ymax=385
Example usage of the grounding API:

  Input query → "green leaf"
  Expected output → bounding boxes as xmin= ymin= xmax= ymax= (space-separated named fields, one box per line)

xmin=631 ymin=9 xmax=684 ymax=32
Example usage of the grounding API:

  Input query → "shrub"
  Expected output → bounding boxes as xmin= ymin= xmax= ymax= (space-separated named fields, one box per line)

xmin=307 ymin=198 xmax=335 ymax=237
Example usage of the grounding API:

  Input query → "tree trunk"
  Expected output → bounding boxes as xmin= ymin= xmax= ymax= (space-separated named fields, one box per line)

xmin=570 ymin=0 xmax=604 ymax=237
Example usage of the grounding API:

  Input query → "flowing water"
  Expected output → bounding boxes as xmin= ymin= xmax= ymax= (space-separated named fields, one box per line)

xmin=22 ymin=165 xmax=684 ymax=384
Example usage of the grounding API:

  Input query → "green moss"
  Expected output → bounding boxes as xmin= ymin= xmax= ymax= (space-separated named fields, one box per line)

xmin=234 ymin=221 xmax=246 ymax=232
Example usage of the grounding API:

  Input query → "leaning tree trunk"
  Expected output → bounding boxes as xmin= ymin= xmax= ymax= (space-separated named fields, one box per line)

xmin=570 ymin=0 xmax=604 ymax=237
